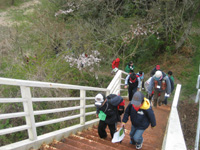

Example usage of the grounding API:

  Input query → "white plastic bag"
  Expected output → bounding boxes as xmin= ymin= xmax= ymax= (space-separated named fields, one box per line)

xmin=111 ymin=127 xmax=125 ymax=143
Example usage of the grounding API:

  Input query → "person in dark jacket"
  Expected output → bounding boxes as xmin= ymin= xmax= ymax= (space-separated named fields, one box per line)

xmin=163 ymin=71 xmax=175 ymax=105
xmin=124 ymin=72 xmax=141 ymax=101
xmin=95 ymin=93 xmax=124 ymax=139
xmin=121 ymin=91 xmax=156 ymax=150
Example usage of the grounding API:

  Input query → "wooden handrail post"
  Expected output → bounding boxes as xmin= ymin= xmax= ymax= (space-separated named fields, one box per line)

xmin=80 ymin=90 xmax=86 ymax=125
xmin=20 ymin=86 xmax=37 ymax=140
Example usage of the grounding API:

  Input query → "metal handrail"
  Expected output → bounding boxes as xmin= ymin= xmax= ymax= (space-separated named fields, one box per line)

xmin=0 ymin=70 xmax=127 ymax=150
xmin=194 ymin=64 xmax=200 ymax=150
xmin=162 ymin=84 xmax=187 ymax=150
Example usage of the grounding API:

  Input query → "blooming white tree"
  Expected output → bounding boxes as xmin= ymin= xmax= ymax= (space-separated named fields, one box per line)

xmin=65 ymin=50 xmax=101 ymax=72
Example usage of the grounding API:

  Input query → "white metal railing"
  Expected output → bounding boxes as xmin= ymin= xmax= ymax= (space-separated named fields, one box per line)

xmin=195 ymin=65 xmax=200 ymax=150
xmin=162 ymin=84 xmax=187 ymax=150
xmin=0 ymin=70 xmax=127 ymax=150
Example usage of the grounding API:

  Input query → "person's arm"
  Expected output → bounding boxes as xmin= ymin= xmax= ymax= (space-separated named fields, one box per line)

xmin=148 ymin=77 xmax=154 ymax=95
xmin=96 ymin=107 xmax=100 ymax=118
xmin=122 ymin=104 xmax=131 ymax=123
xmin=146 ymin=109 xmax=156 ymax=127
xmin=124 ymin=75 xmax=130 ymax=88
xmin=137 ymin=77 xmax=141 ymax=89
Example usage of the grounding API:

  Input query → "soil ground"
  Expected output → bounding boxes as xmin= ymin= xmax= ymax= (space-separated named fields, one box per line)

xmin=178 ymin=100 xmax=199 ymax=150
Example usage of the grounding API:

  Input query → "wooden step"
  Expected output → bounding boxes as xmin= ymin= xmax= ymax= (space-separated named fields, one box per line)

xmin=60 ymin=138 xmax=99 ymax=150
xmin=68 ymin=134 xmax=117 ymax=150
xmin=49 ymin=140 xmax=82 ymax=150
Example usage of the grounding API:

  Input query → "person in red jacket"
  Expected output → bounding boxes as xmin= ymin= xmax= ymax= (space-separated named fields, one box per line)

xmin=111 ymin=58 xmax=120 ymax=74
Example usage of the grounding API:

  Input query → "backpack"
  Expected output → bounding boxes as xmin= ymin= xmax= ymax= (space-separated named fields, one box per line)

xmin=129 ymin=74 xmax=139 ymax=83
xmin=107 ymin=94 xmax=124 ymax=116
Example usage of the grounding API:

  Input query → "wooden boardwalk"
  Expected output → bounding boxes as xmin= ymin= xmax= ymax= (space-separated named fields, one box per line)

xmin=39 ymin=100 xmax=171 ymax=150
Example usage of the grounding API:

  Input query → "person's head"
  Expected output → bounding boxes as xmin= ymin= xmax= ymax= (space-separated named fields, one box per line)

xmin=129 ymin=70 xmax=134 ymax=74
xmin=131 ymin=91 xmax=144 ymax=107
xmin=95 ymin=93 xmax=106 ymax=107
xmin=116 ymin=58 xmax=120 ymax=62
xmin=129 ymin=61 xmax=133 ymax=66
xmin=168 ymin=71 xmax=173 ymax=76
xmin=130 ymin=73 xmax=136 ymax=80
xmin=156 ymin=65 xmax=160 ymax=70
xmin=154 ymin=70 xmax=163 ymax=81
xmin=139 ymin=71 xmax=143 ymax=75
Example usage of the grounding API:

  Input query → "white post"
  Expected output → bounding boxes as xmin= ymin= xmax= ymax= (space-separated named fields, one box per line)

xmin=20 ymin=86 xmax=37 ymax=140
xmin=195 ymin=99 xmax=200 ymax=150
xmin=195 ymin=89 xmax=200 ymax=103
xmin=80 ymin=90 xmax=86 ymax=125
xmin=118 ymin=72 xmax=122 ymax=95
xmin=106 ymin=90 xmax=110 ymax=96
xmin=197 ymin=75 xmax=200 ymax=89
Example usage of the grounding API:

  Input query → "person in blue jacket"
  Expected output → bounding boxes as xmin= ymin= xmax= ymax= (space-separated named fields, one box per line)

xmin=136 ymin=71 xmax=145 ymax=90
xmin=121 ymin=91 xmax=156 ymax=150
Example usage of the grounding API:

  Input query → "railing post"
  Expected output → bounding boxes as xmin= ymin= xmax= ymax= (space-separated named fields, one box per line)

xmin=197 ymin=75 xmax=200 ymax=89
xmin=80 ymin=90 xmax=86 ymax=125
xmin=195 ymin=89 xmax=200 ymax=103
xmin=20 ymin=86 xmax=37 ymax=140
xmin=106 ymin=91 xmax=110 ymax=96
xmin=118 ymin=71 xmax=122 ymax=95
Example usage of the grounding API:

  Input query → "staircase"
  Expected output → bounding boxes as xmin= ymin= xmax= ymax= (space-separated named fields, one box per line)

xmin=38 ymin=100 xmax=171 ymax=150
xmin=0 ymin=70 xmax=186 ymax=150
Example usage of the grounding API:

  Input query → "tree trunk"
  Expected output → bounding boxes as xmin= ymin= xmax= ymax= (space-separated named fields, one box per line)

xmin=175 ymin=4 xmax=200 ymax=50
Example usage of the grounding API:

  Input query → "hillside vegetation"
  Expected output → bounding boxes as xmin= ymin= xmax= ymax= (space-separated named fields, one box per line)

xmin=0 ymin=0 xmax=200 ymax=148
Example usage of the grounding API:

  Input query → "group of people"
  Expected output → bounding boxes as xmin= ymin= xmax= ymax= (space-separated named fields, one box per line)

xmin=94 ymin=91 xmax=156 ymax=150
xmin=93 ymin=60 xmax=175 ymax=149
xmin=112 ymin=58 xmax=175 ymax=107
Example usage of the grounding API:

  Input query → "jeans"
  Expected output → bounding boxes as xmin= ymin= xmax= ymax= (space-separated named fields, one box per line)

xmin=128 ymin=86 xmax=138 ymax=101
xmin=130 ymin=125 xmax=144 ymax=144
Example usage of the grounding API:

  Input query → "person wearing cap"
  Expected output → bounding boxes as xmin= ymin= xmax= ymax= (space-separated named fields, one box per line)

xmin=121 ymin=91 xmax=156 ymax=150
xmin=124 ymin=72 xmax=141 ymax=101
xmin=148 ymin=70 xmax=171 ymax=107
xmin=125 ymin=61 xmax=135 ymax=73
xmin=150 ymin=65 xmax=160 ymax=77
xmin=94 ymin=93 xmax=124 ymax=139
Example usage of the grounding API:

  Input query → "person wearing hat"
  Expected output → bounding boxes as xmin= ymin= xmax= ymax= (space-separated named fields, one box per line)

xmin=95 ymin=93 xmax=124 ymax=139
xmin=124 ymin=72 xmax=141 ymax=101
xmin=121 ymin=91 xmax=156 ymax=150
xmin=150 ymin=65 xmax=160 ymax=77
xmin=148 ymin=70 xmax=171 ymax=107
